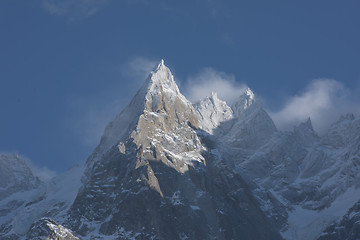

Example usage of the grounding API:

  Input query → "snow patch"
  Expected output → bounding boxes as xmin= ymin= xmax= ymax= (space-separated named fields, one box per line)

xmin=282 ymin=186 xmax=360 ymax=240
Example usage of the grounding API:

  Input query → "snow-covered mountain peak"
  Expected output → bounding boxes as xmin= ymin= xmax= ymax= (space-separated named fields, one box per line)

xmin=293 ymin=117 xmax=317 ymax=146
xmin=8 ymin=61 xmax=360 ymax=240
xmin=231 ymin=87 xmax=260 ymax=116
xmin=86 ymin=60 xmax=204 ymax=187
xmin=126 ymin=60 xmax=204 ymax=172
xmin=142 ymin=59 xmax=189 ymax=112
xmin=209 ymin=91 xmax=218 ymax=101
xmin=0 ymin=153 xmax=41 ymax=200
xmin=294 ymin=117 xmax=314 ymax=133
xmin=5 ymin=61 xmax=360 ymax=240
xmin=194 ymin=92 xmax=233 ymax=134
xmin=153 ymin=58 xmax=165 ymax=71
xmin=208 ymin=91 xmax=228 ymax=107
xmin=149 ymin=59 xmax=170 ymax=80
xmin=321 ymin=113 xmax=359 ymax=148
xmin=245 ymin=87 xmax=255 ymax=99
xmin=86 ymin=60 xmax=196 ymax=170
xmin=218 ymin=88 xmax=277 ymax=150
xmin=323 ymin=113 xmax=356 ymax=137
xmin=147 ymin=59 xmax=178 ymax=92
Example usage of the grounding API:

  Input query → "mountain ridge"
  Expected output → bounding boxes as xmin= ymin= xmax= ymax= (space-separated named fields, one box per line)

xmin=1 ymin=60 xmax=360 ymax=240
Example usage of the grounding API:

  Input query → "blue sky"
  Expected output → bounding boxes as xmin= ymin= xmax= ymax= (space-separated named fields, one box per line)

xmin=1 ymin=0 xmax=359 ymax=174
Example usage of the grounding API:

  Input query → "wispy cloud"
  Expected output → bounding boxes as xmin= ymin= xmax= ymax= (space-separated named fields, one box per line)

xmin=183 ymin=67 xmax=248 ymax=104
xmin=184 ymin=70 xmax=360 ymax=133
xmin=3 ymin=152 xmax=58 ymax=181
xmin=67 ymin=57 xmax=359 ymax=146
xmin=67 ymin=96 xmax=125 ymax=148
xmin=30 ymin=164 xmax=57 ymax=182
xmin=68 ymin=57 xmax=158 ymax=148
xmin=42 ymin=0 xmax=112 ymax=20
xmin=269 ymin=79 xmax=360 ymax=133
xmin=121 ymin=56 xmax=158 ymax=83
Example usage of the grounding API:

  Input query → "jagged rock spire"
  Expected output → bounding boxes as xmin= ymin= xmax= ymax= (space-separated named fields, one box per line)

xmin=87 ymin=59 xmax=203 ymax=175
xmin=194 ymin=91 xmax=233 ymax=134
xmin=231 ymin=88 xmax=260 ymax=117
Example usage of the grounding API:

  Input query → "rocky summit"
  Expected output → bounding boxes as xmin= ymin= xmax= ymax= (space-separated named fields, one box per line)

xmin=1 ymin=60 xmax=360 ymax=240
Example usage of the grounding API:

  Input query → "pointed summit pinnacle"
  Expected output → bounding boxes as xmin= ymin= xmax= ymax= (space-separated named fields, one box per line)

xmin=208 ymin=91 xmax=219 ymax=106
xmin=231 ymin=87 xmax=259 ymax=116
xmin=210 ymin=91 xmax=218 ymax=100
xmin=295 ymin=117 xmax=314 ymax=133
xmin=153 ymin=59 xmax=166 ymax=72
xmin=146 ymin=58 xmax=179 ymax=91
xmin=87 ymin=59 xmax=193 ymax=170
xmin=244 ymin=88 xmax=255 ymax=100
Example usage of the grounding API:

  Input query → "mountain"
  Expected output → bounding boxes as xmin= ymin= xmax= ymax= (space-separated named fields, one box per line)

xmin=216 ymin=87 xmax=277 ymax=152
xmin=1 ymin=60 xmax=360 ymax=240
xmin=0 ymin=154 xmax=83 ymax=239
xmin=194 ymin=91 xmax=233 ymax=134
xmin=0 ymin=154 xmax=41 ymax=201
xmin=65 ymin=60 xmax=281 ymax=239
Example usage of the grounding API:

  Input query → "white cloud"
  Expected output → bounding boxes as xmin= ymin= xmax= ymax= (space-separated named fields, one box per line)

xmin=68 ymin=96 xmax=125 ymax=148
xmin=183 ymin=67 xmax=248 ymax=104
xmin=11 ymin=153 xmax=57 ymax=182
xmin=31 ymin=165 xmax=57 ymax=182
xmin=121 ymin=57 xmax=158 ymax=83
xmin=66 ymin=56 xmax=359 ymax=147
xmin=68 ymin=57 xmax=158 ymax=148
xmin=42 ymin=0 xmax=111 ymax=19
xmin=269 ymin=79 xmax=359 ymax=133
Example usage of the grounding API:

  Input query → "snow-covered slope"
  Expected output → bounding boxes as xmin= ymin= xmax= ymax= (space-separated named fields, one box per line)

xmin=224 ymin=113 xmax=360 ymax=239
xmin=0 ymin=153 xmax=41 ymax=201
xmin=220 ymin=88 xmax=277 ymax=150
xmin=318 ymin=199 xmax=360 ymax=240
xmin=193 ymin=86 xmax=360 ymax=240
xmin=0 ymin=161 xmax=83 ymax=239
xmin=194 ymin=92 xmax=233 ymax=134
xmin=231 ymin=88 xmax=259 ymax=117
